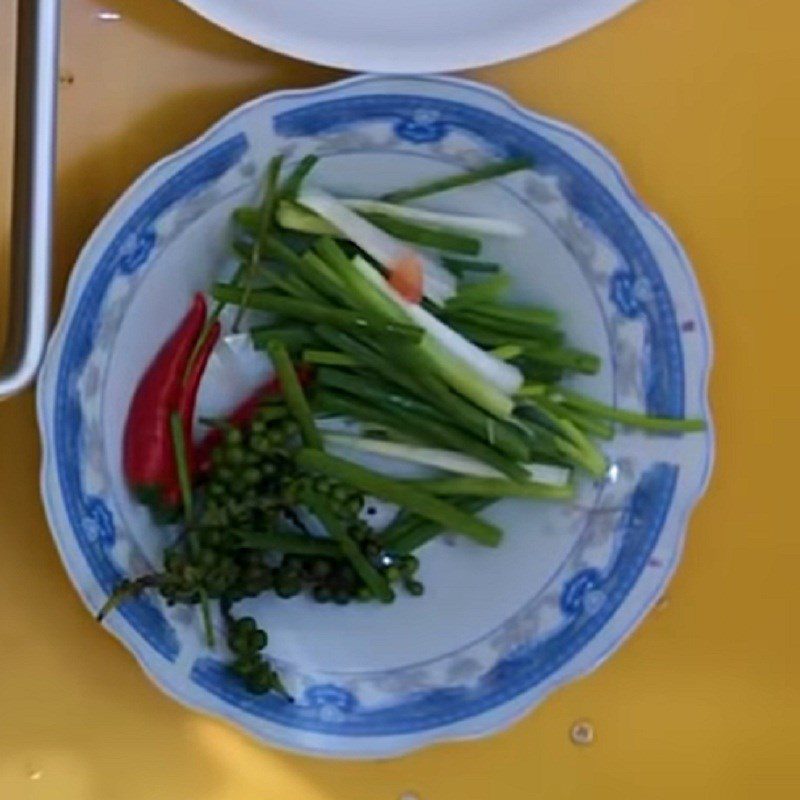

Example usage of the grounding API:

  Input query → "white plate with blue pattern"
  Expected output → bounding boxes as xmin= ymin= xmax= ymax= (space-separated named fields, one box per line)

xmin=178 ymin=0 xmax=640 ymax=73
xmin=37 ymin=75 xmax=713 ymax=758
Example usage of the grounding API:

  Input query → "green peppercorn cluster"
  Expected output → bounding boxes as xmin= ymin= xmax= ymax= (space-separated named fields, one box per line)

xmin=224 ymin=613 xmax=289 ymax=697
xmin=100 ymin=402 xmax=425 ymax=700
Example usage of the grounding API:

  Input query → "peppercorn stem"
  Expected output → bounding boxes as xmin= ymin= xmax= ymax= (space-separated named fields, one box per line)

xmin=199 ymin=588 xmax=216 ymax=649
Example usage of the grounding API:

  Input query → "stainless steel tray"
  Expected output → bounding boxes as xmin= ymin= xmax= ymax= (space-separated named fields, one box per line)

xmin=1 ymin=0 xmax=60 ymax=398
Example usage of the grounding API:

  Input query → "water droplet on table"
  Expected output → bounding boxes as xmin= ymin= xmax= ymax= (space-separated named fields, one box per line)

xmin=570 ymin=718 xmax=595 ymax=746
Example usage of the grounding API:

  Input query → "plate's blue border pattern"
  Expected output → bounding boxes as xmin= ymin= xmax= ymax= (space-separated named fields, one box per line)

xmin=46 ymin=84 xmax=695 ymax=740
xmin=53 ymin=134 xmax=249 ymax=662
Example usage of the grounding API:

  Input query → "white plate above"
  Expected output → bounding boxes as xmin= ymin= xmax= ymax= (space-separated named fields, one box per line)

xmin=37 ymin=75 xmax=712 ymax=758
xmin=177 ymin=0 xmax=641 ymax=73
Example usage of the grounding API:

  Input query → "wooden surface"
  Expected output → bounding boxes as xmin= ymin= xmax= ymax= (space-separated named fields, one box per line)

xmin=0 ymin=0 xmax=797 ymax=797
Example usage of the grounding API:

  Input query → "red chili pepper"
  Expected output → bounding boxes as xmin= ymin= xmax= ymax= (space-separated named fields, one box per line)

xmin=195 ymin=363 xmax=313 ymax=477
xmin=123 ymin=294 xmax=209 ymax=515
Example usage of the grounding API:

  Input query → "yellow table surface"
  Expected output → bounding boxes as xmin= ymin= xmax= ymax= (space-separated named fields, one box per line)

xmin=1 ymin=0 xmax=797 ymax=797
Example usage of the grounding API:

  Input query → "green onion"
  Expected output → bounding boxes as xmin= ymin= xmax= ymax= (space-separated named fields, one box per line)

xmin=211 ymin=284 xmax=424 ymax=341
xmin=383 ymin=497 xmax=494 ymax=553
xmin=296 ymin=449 xmax=502 ymax=547
xmin=363 ymin=214 xmax=481 ymax=255
xmin=456 ymin=303 xmax=560 ymax=328
xmin=446 ymin=317 xmax=565 ymax=349
xmin=441 ymin=257 xmax=502 ymax=276
xmin=547 ymin=387 xmax=707 ymax=433
xmin=533 ymin=396 xmax=614 ymax=440
xmin=315 ymin=326 xmax=529 ymax=460
xmin=316 ymin=372 xmax=528 ymax=481
xmin=267 ymin=339 xmax=321 ymax=449
xmin=278 ymin=200 xmax=481 ymax=255
xmin=302 ymin=350 xmax=359 ymax=367
xmin=444 ymin=309 xmax=563 ymax=340
xmin=445 ymin=274 xmax=512 ymax=308
xmin=250 ymin=325 xmax=318 ymax=354
xmin=315 ymin=325 xmax=431 ymax=398
xmin=324 ymin=434 xmax=570 ymax=485
xmin=398 ymin=477 xmax=575 ymax=500
xmin=490 ymin=344 xmax=524 ymax=361
xmin=280 ymin=154 xmax=319 ymax=200
xmin=381 ymin=156 xmax=534 ymax=203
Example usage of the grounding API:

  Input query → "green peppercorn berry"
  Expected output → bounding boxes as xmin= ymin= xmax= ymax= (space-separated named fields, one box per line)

xmin=225 ymin=428 xmax=244 ymax=446
xmin=242 ymin=466 xmax=261 ymax=486
xmin=312 ymin=476 xmax=333 ymax=495
xmin=277 ymin=565 xmax=299 ymax=585
xmin=401 ymin=555 xmax=420 ymax=577
xmin=384 ymin=565 xmax=402 ymax=583
xmin=405 ymin=579 xmax=424 ymax=597
xmin=330 ymin=484 xmax=350 ymax=503
xmin=208 ymin=482 xmax=227 ymax=500
xmin=216 ymin=465 xmax=235 ymax=484
xmin=336 ymin=564 xmax=356 ymax=586
xmin=247 ymin=667 xmax=275 ymax=694
xmin=164 ymin=550 xmax=184 ymax=574
xmin=333 ymin=588 xmax=351 ymax=605
xmin=346 ymin=497 xmax=364 ymax=516
xmin=310 ymin=559 xmax=332 ymax=580
xmin=250 ymin=435 xmax=269 ymax=455
xmin=267 ymin=429 xmax=284 ymax=446
xmin=231 ymin=655 xmax=260 ymax=677
xmin=356 ymin=585 xmax=373 ymax=602
xmin=313 ymin=585 xmax=332 ymax=603
xmin=225 ymin=445 xmax=245 ymax=466
xmin=211 ymin=446 xmax=226 ymax=465
xmin=249 ymin=629 xmax=268 ymax=652
xmin=281 ymin=419 xmax=300 ymax=436
xmin=275 ymin=575 xmax=302 ymax=599
xmin=284 ymin=556 xmax=304 ymax=573
xmin=349 ymin=521 xmax=370 ymax=542
xmin=235 ymin=617 xmax=258 ymax=636
xmin=364 ymin=541 xmax=381 ymax=559
xmin=228 ymin=633 xmax=249 ymax=656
